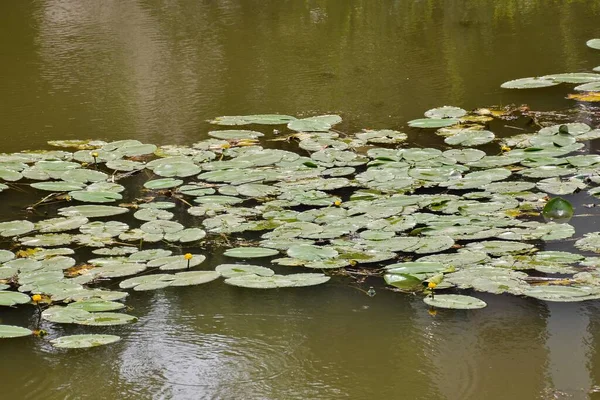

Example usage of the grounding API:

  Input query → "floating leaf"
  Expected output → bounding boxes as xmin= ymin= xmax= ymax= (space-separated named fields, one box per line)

xmin=144 ymin=178 xmax=184 ymax=190
xmin=408 ymin=118 xmax=459 ymax=128
xmin=0 ymin=220 xmax=34 ymax=237
xmin=50 ymin=334 xmax=121 ymax=348
xmin=0 ymin=291 xmax=31 ymax=306
xmin=424 ymin=106 xmax=467 ymax=119
xmin=500 ymin=77 xmax=559 ymax=89
xmin=286 ymin=244 xmax=338 ymax=261
xmin=225 ymin=273 xmax=329 ymax=289
xmin=69 ymin=191 xmax=122 ymax=203
xmin=169 ymin=271 xmax=221 ymax=286
xmin=0 ymin=325 xmax=33 ymax=338
xmin=423 ymin=294 xmax=487 ymax=309
xmin=58 ymin=205 xmax=128 ymax=218
xmin=223 ymin=247 xmax=279 ymax=258
xmin=209 ymin=114 xmax=296 ymax=125
xmin=31 ymin=181 xmax=86 ymax=192
xmin=444 ymin=130 xmax=494 ymax=146
xmin=208 ymin=130 xmax=264 ymax=140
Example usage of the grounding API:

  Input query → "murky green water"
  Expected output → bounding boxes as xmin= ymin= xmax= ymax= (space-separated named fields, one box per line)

xmin=2 ymin=1 xmax=600 ymax=399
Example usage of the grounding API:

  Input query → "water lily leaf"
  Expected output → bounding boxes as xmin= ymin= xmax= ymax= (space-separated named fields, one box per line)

xmin=355 ymin=129 xmax=407 ymax=144
xmin=119 ymin=274 xmax=173 ymax=289
xmin=80 ymin=312 xmax=138 ymax=326
xmin=544 ymin=73 xmax=600 ymax=83
xmin=424 ymin=106 xmax=467 ymax=119
xmin=0 ymin=168 xmax=23 ymax=181
xmin=574 ymin=82 xmax=600 ymax=91
xmin=0 ymin=220 xmax=34 ymax=237
xmin=215 ymin=264 xmax=275 ymax=278
xmin=194 ymin=195 xmax=243 ymax=205
xmin=0 ymin=250 xmax=15 ymax=263
xmin=0 ymin=325 xmax=33 ymax=338
xmin=500 ymin=77 xmax=559 ymax=89
xmin=209 ymin=114 xmax=296 ymax=125
xmin=79 ymin=221 xmax=129 ymax=238
xmin=31 ymin=181 xmax=86 ymax=191
xmin=575 ymin=232 xmax=600 ymax=253
xmin=408 ymin=118 xmax=459 ymax=128
xmin=423 ymin=294 xmax=487 ymax=309
xmin=144 ymin=178 xmax=184 ymax=190
xmin=0 ymin=291 xmax=31 ymax=306
xmin=59 ymin=169 xmax=108 ymax=183
xmin=105 ymin=159 xmax=145 ymax=172
xmin=67 ymin=300 xmax=126 ymax=312
xmin=69 ymin=190 xmax=122 ymax=203
xmin=129 ymin=249 xmax=173 ymax=262
xmin=384 ymin=273 xmax=423 ymax=290
xmin=522 ymin=286 xmax=600 ymax=302
xmin=590 ymin=39 xmax=600 ymax=50
xmin=36 ymin=216 xmax=89 ymax=233
xmin=163 ymin=228 xmax=206 ymax=243
xmin=50 ymin=334 xmax=121 ymax=348
xmin=148 ymin=254 xmax=206 ymax=271
xmin=133 ymin=208 xmax=174 ymax=221
xmin=286 ymin=244 xmax=338 ymax=261
xmin=287 ymin=115 xmax=341 ymax=132
xmin=208 ymin=130 xmax=264 ymax=140
xmin=542 ymin=197 xmax=574 ymax=221
xmin=140 ymin=220 xmax=184 ymax=235
xmin=465 ymin=240 xmax=535 ymax=255
xmin=385 ymin=262 xmax=446 ymax=275
xmin=224 ymin=247 xmax=279 ymax=258
xmin=536 ymin=178 xmax=585 ymax=195
xmin=444 ymin=130 xmax=494 ymax=146
xmin=19 ymin=234 xmax=73 ymax=247
xmin=225 ymin=273 xmax=329 ymax=289
xmin=152 ymin=162 xmax=201 ymax=178
xmin=170 ymin=271 xmax=221 ymax=286
xmin=89 ymin=262 xmax=148 ymax=278
xmin=58 ymin=205 xmax=128 ymax=218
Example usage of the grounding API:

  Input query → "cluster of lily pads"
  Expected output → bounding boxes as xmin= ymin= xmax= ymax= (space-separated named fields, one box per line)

xmin=1 ymin=39 xmax=600 ymax=346
xmin=500 ymin=38 xmax=600 ymax=94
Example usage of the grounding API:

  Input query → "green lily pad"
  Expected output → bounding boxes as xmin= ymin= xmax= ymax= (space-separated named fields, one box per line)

xmin=500 ymin=77 xmax=559 ymax=89
xmin=144 ymin=178 xmax=184 ymax=190
xmin=423 ymin=294 xmax=487 ymax=309
xmin=384 ymin=274 xmax=423 ymax=290
xmin=0 ymin=220 xmax=34 ymax=237
xmin=169 ymin=271 xmax=221 ymax=286
xmin=209 ymin=114 xmax=296 ymax=125
xmin=50 ymin=334 xmax=121 ymax=348
xmin=208 ymin=130 xmax=264 ymax=140
xmin=543 ymin=72 xmax=600 ymax=83
xmin=286 ymin=244 xmax=338 ymax=261
xmin=58 ymin=205 xmax=128 ymax=218
xmin=0 ymin=325 xmax=33 ymax=338
xmin=224 ymin=247 xmax=279 ymax=258
xmin=424 ymin=106 xmax=467 ymax=119
xmin=523 ymin=286 xmax=600 ymax=302
xmin=287 ymin=115 xmax=341 ymax=132
xmin=69 ymin=191 xmax=122 ymax=203
xmin=0 ymin=291 xmax=31 ymax=306
xmin=574 ymin=82 xmax=600 ymax=91
xmin=66 ymin=300 xmax=126 ymax=312
xmin=444 ymin=130 xmax=494 ymax=146
xmin=31 ymin=181 xmax=86 ymax=191
xmin=408 ymin=118 xmax=459 ymax=128
xmin=225 ymin=273 xmax=330 ymax=289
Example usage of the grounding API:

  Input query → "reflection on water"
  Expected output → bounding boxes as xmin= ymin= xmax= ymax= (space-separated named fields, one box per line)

xmin=2 ymin=0 xmax=600 ymax=399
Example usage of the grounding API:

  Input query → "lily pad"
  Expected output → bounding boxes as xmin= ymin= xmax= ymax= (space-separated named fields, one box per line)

xmin=408 ymin=118 xmax=459 ymax=128
xmin=58 ymin=205 xmax=128 ymax=218
xmin=423 ymin=294 xmax=487 ymax=309
xmin=0 ymin=325 xmax=33 ymax=338
xmin=500 ymin=77 xmax=559 ymax=89
xmin=223 ymin=247 xmax=279 ymax=258
xmin=424 ymin=106 xmax=467 ymax=119
xmin=444 ymin=130 xmax=494 ymax=146
xmin=0 ymin=291 xmax=31 ymax=306
xmin=225 ymin=273 xmax=330 ymax=289
xmin=50 ymin=334 xmax=121 ymax=349
xmin=208 ymin=130 xmax=264 ymax=140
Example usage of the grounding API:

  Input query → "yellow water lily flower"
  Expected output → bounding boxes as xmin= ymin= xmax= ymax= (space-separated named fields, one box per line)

xmin=184 ymin=253 xmax=193 ymax=260
xmin=427 ymin=282 xmax=437 ymax=289
xmin=333 ymin=200 xmax=342 ymax=207
xmin=31 ymin=294 xmax=42 ymax=303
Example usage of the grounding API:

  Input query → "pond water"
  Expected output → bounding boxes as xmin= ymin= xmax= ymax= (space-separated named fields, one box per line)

xmin=2 ymin=1 xmax=600 ymax=399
